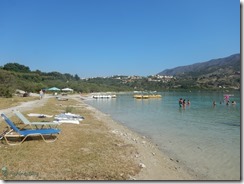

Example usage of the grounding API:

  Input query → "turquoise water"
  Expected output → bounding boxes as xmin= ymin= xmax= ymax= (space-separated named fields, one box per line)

xmin=85 ymin=91 xmax=240 ymax=180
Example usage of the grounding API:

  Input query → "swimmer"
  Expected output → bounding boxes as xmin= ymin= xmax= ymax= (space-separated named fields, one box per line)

xmin=187 ymin=99 xmax=190 ymax=105
xmin=179 ymin=98 xmax=183 ymax=108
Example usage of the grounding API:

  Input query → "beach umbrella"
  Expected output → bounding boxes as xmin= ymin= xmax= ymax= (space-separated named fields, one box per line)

xmin=47 ymin=87 xmax=60 ymax=91
xmin=62 ymin=88 xmax=73 ymax=92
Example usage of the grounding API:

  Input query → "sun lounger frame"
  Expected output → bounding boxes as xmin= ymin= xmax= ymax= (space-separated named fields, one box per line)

xmin=13 ymin=110 xmax=60 ymax=129
xmin=1 ymin=113 xmax=60 ymax=146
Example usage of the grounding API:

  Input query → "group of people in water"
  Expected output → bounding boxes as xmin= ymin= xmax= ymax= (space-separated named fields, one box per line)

xmin=213 ymin=100 xmax=236 ymax=106
xmin=179 ymin=96 xmax=237 ymax=109
xmin=178 ymin=98 xmax=190 ymax=109
xmin=213 ymin=94 xmax=237 ymax=107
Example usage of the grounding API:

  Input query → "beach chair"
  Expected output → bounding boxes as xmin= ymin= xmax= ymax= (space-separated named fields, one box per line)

xmin=1 ymin=113 xmax=61 ymax=145
xmin=13 ymin=110 xmax=60 ymax=129
xmin=0 ymin=128 xmax=9 ymax=140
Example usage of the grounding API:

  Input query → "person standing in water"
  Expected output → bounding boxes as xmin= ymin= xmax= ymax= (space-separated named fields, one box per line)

xmin=182 ymin=99 xmax=186 ymax=109
xmin=179 ymin=98 xmax=183 ymax=108
xmin=187 ymin=99 xmax=191 ymax=105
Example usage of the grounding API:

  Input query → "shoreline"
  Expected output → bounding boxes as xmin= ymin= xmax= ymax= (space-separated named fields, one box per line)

xmin=77 ymin=95 xmax=198 ymax=180
xmin=79 ymin=93 xmax=241 ymax=180
xmin=1 ymin=94 xmax=198 ymax=180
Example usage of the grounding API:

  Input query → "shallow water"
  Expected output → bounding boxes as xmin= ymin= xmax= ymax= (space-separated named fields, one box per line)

xmin=85 ymin=91 xmax=240 ymax=180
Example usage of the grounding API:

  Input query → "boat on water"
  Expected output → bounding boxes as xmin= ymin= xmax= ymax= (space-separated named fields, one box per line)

xmin=133 ymin=94 xmax=162 ymax=99
xmin=93 ymin=94 xmax=116 ymax=99
xmin=93 ymin=95 xmax=111 ymax=99
xmin=134 ymin=95 xmax=149 ymax=99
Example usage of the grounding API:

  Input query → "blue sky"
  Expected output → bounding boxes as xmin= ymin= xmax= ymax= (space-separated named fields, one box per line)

xmin=0 ymin=0 xmax=240 ymax=78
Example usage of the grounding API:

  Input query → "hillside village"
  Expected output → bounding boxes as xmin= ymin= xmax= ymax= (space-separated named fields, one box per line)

xmin=89 ymin=75 xmax=174 ymax=83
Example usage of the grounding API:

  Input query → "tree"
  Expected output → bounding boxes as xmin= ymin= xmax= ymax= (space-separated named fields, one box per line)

xmin=3 ymin=63 xmax=31 ymax=73
xmin=74 ymin=74 xmax=80 ymax=81
xmin=0 ymin=70 xmax=16 ymax=97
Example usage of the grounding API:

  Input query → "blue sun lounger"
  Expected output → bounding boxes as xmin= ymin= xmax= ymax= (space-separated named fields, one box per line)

xmin=13 ymin=110 xmax=60 ymax=129
xmin=1 ymin=113 xmax=61 ymax=145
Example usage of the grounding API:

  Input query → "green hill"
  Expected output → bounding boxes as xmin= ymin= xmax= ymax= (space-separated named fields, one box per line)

xmin=0 ymin=63 xmax=135 ymax=97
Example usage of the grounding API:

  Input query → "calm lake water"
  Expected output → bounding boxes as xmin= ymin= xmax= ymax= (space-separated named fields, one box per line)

xmin=85 ymin=91 xmax=240 ymax=180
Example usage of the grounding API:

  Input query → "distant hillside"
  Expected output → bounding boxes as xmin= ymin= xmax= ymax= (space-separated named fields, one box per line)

xmin=0 ymin=54 xmax=240 ymax=98
xmin=156 ymin=53 xmax=240 ymax=90
xmin=157 ymin=53 xmax=240 ymax=76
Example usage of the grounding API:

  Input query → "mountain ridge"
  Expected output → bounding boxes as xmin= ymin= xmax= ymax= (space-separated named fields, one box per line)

xmin=157 ymin=53 xmax=240 ymax=76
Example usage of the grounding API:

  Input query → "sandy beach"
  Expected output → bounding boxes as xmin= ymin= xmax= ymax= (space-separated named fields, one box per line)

xmin=0 ymin=94 xmax=198 ymax=180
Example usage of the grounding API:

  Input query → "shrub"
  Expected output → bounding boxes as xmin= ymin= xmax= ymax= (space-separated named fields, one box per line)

xmin=0 ymin=87 xmax=13 ymax=98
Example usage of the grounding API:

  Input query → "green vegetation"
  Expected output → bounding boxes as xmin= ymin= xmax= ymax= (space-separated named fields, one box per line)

xmin=0 ymin=58 xmax=240 ymax=98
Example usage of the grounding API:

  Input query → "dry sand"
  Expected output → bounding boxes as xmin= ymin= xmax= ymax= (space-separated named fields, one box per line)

xmin=1 ymin=94 xmax=198 ymax=180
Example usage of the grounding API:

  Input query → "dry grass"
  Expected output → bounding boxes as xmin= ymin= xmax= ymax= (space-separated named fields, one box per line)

xmin=0 ymin=97 xmax=141 ymax=180
xmin=0 ymin=96 xmax=39 ymax=110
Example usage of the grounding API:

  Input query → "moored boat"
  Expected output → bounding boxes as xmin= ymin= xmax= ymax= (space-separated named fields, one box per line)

xmin=133 ymin=94 xmax=161 ymax=99
xmin=134 ymin=95 xmax=149 ymax=99
xmin=93 ymin=95 xmax=111 ymax=99
xmin=93 ymin=94 xmax=116 ymax=99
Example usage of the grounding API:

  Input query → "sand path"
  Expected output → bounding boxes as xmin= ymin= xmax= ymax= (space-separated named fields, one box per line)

xmin=0 ymin=95 xmax=53 ymax=117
